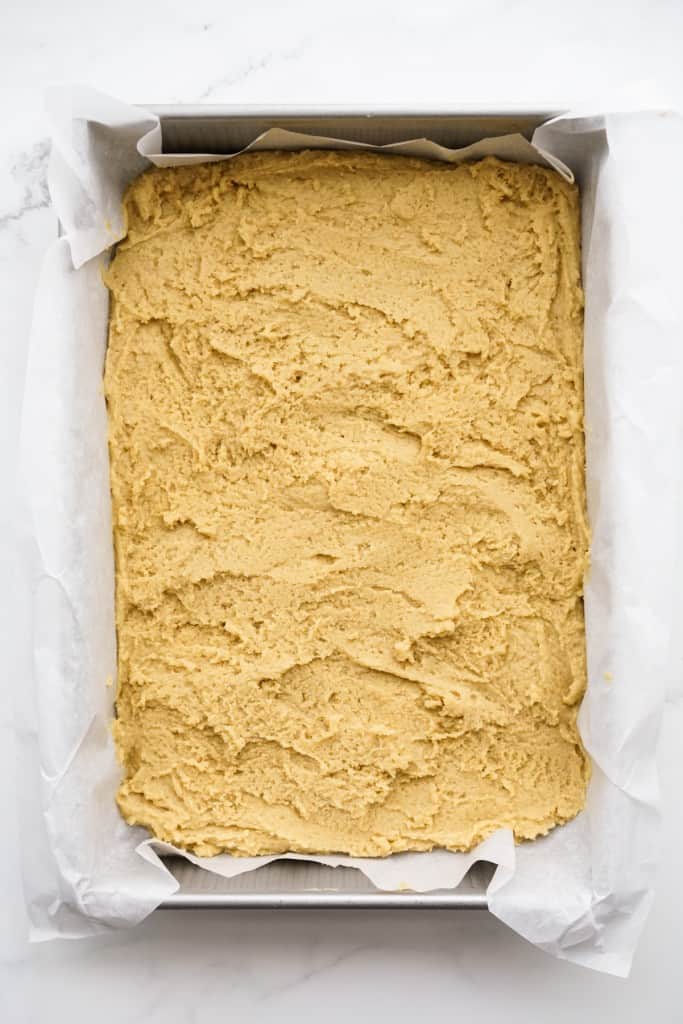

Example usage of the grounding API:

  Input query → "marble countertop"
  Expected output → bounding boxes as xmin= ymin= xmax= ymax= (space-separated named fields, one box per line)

xmin=2 ymin=1 xmax=682 ymax=1019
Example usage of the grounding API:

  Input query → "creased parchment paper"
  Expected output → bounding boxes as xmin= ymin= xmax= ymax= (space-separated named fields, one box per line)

xmin=16 ymin=86 xmax=683 ymax=975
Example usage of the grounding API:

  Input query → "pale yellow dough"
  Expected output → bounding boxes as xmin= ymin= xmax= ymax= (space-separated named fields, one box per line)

xmin=104 ymin=151 xmax=590 ymax=857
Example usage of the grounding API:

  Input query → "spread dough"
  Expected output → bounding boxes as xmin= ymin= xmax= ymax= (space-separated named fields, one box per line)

xmin=105 ymin=151 xmax=590 ymax=857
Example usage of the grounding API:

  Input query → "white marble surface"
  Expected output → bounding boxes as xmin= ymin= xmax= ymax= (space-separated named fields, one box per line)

xmin=2 ymin=0 xmax=683 ymax=1018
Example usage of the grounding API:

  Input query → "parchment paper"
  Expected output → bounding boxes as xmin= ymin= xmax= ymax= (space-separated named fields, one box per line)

xmin=16 ymin=86 xmax=683 ymax=974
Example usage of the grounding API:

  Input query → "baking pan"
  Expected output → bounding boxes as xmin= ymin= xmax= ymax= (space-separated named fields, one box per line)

xmin=161 ymin=856 xmax=495 ymax=909
xmin=131 ymin=106 xmax=556 ymax=910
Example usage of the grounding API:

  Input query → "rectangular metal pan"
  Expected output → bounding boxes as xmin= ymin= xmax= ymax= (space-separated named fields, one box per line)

xmin=137 ymin=106 xmax=555 ymax=910
xmin=163 ymin=856 xmax=496 ymax=909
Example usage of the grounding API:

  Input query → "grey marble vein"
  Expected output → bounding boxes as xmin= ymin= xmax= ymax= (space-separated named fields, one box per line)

xmin=0 ymin=139 xmax=51 ymax=232
xmin=197 ymin=38 xmax=310 ymax=101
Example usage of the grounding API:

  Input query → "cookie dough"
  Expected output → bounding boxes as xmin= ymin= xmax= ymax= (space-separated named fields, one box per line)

xmin=104 ymin=150 xmax=590 ymax=857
